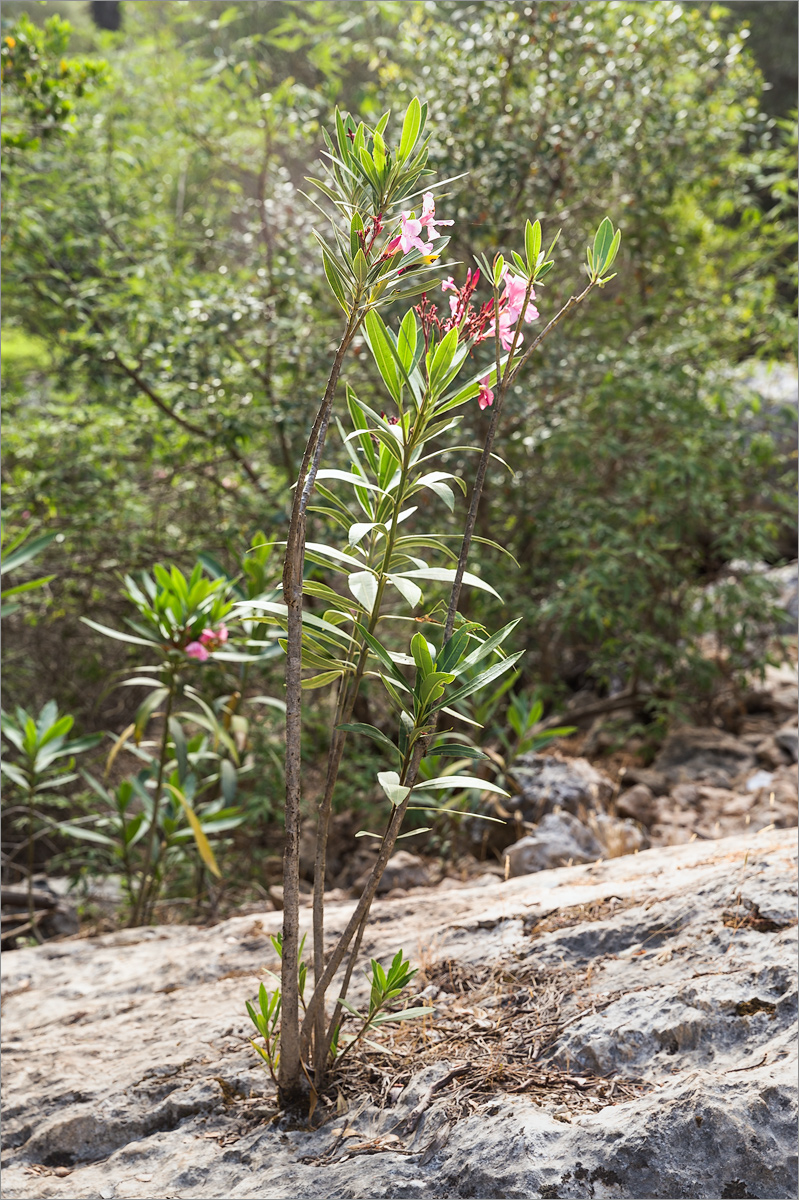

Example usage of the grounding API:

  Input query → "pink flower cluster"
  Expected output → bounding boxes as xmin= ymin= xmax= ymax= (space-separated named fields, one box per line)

xmin=185 ymin=624 xmax=228 ymax=662
xmin=385 ymin=192 xmax=452 ymax=257
xmin=487 ymin=270 xmax=539 ymax=351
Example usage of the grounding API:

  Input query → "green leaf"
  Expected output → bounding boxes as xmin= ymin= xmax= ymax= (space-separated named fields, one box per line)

xmin=525 ymin=219 xmax=542 ymax=274
xmin=348 ymin=570 xmax=378 ymax=614
xmin=412 ymin=775 xmax=509 ymax=797
xmin=427 ymin=327 xmax=459 ymax=394
xmin=81 ymin=618 xmax=158 ymax=647
xmin=313 ymin=470 xmax=387 ymax=495
xmin=220 ymin=758 xmax=237 ymax=804
xmin=364 ymin=309 xmax=402 ymax=403
xmin=169 ymin=717 xmax=188 ymax=782
xmin=323 ymin=248 xmax=351 ymax=311
xmin=371 ymin=1006 xmax=435 ymax=1025
xmin=396 ymin=309 xmax=418 ymax=372
xmin=0 ymin=532 xmax=57 ymax=576
xmin=301 ymin=670 xmax=343 ymax=690
xmin=428 ymin=743 xmax=487 ymax=760
xmin=410 ymin=632 xmax=435 ymax=677
xmin=352 ymin=621 xmax=408 ymax=686
xmin=337 ymin=722 xmax=399 ymax=757
xmin=396 ymin=567 xmax=502 ymax=601
xmin=387 ymin=574 xmax=422 ymax=609
xmin=593 ymin=217 xmax=615 ymax=272
xmin=165 ymin=784 xmax=221 ymax=877
xmin=377 ymin=769 xmax=411 ymax=805
xmin=134 ymin=688 xmax=169 ymax=743
xmin=455 ymin=618 xmax=521 ymax=674
xmin=445 ymin=651 xmax=525 ymax=706
xmin=398 ymin=96 xmax=422 ymax=162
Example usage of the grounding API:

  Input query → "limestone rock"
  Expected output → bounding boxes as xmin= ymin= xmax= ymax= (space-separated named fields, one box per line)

xmin=591 ymin=812 xmax=648 ymax=857
xmin=504 ymin=811 xmax=602 ymax=876
xmin=653 ymin=725 xmax=756 ymax=788
xmin=0 ymin=832 xmax=796 ymax=1199
xmin=375 ymin=851 xmax=430 ymax=893
xmin=509 ymin=752 xmax=614 ymax=821
xmin=775 ymin=720 xmax=799 ymax=764
xmin=616 ymin=783 xmax=657 ymax=826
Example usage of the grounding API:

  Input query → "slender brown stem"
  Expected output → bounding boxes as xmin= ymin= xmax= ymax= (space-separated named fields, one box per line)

xmin=26 ymin=788 xmax=42 ymax=944
xmin=279 ymin=317 xmax=359 ymax=1099
xmin=132 ymin=684 xmax=174 ymax=927
xmin=309 ymin=422 xmax=416 ymax=1080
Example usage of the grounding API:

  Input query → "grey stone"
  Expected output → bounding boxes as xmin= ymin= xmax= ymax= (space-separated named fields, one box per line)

xmin=591 ymin=811 xmax=648 ymax=857
xmin=616 ymin=783 xmax=658 ymax=826
xmin=1 ymin=830 xmax=796 ymax=1199
xmin=653 ymin=725 xmax=756 ymax=787
xmin=618 ymin=766 xmax=670 ymax=796
xmin=509 ymin=753 xmax=614 ymax=821
xmin=375 ymin=851 xmax=430 ymax=893
xmin=504 ymin=811 xmax=603 ymax=876
xmin=775 ymin=721 xmax=799 ymax=764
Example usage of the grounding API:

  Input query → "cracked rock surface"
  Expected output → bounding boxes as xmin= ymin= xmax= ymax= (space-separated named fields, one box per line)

xmin=1 ymin=829 xmax=797 ymax=1199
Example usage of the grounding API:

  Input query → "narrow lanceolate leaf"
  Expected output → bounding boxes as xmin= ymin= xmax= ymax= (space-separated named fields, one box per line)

xmin=348 ymin=571 xmax=378 ymax=614
xmin=525 ymin=218 xmax=541 ymax=274
xmin=0 ymin=531 xmax=58 ymax=575
xmin=396 ymin=567 xmax=502 ymax=601
xmin=377 ymin=770 xmax=411 ymax=805
xmin=81 ymin=618 xmax=158 ymax=647
xmin=314 ymin=470 xmax=387 ymax=495
xmin=323 ymin=249 xmax=351 ymax=311
xmin=352 ymin=621 xmax=409 ymax=686
xmin=387 ymin=574 xmax=422 ymax=609
xmin=364 ymin=309 xmax=402 ymax=403
xmin=396 ymin=308 xmax=418 ymax=371
xmin=301 ymin=670 xmax=345 ymax=690
xmin=593 ymin=217 xmax=615 ymax=272
xmin=444 ymin=650 xmax=526 ymax=706
xmin=455 ymin=617 xmax=522 ymax=674
xmin=428 ymin=744 xmax=488 ymax=760
xmin=337 ymin=722 xmax=400 ymax=758
xmin=398 ymin=96 xmax=422 ymax=162
xmin=427 ymin=327 xmax=459 ymax=394
xmin=349 ymin=521 xmax=380 ymax=547
xmin=166 ymin=784 xmax=221 ymax=877
xmin=412 ymin=776 xmax=510 ymax=797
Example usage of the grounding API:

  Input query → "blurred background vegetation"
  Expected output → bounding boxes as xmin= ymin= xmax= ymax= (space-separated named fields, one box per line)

xmin=1 ymin=1 xmax=796 ymax=905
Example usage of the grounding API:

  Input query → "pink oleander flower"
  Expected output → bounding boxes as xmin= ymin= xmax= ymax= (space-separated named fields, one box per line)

xmin=477 ymin=376 xmax=494 ymax=411
xmin=441 ymin=276 xmax=457 ymax=292
xmin=185 ymin=641 xmax=210 ymax=662
xmin=199 ymin=624 xmax=229 ymax=649
xmin=388 ymin=195 xmax=453 ymax=260
xmin=487 ymin=269 xmax=540 ymax=349
xmin=502 ymin=271 xmax=539 ymax=322
xmin=398 ymin=212 xmax=427 ymax=255
xmin=419 ymin=191 xmax=453 ymax=240
xmin=488 ymin=307 xmax=520 ymax=351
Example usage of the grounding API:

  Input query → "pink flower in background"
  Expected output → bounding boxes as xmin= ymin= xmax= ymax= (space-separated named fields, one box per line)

xmin=185 ymin=641 xmax=210 ymax=662
xmin=441 ymin=276 xmax=457 ymax=292
xmin=477 ymin=376 xmax=494 ymax=411
xmin=199 ymin=624 xmax=229 ymax=649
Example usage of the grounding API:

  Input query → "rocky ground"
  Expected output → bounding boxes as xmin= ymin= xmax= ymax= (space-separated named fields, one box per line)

xmin=2 ymin=828 xmax=797 ymax=1199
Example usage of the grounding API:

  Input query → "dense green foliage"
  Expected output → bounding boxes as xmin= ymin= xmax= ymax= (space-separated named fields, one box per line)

xmin=2 ymin=2 xmax=795 ymax=907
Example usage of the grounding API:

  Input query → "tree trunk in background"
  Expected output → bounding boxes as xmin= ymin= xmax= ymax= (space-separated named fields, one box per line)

xmin=90 ymin=2 xmax=122 ymax=32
